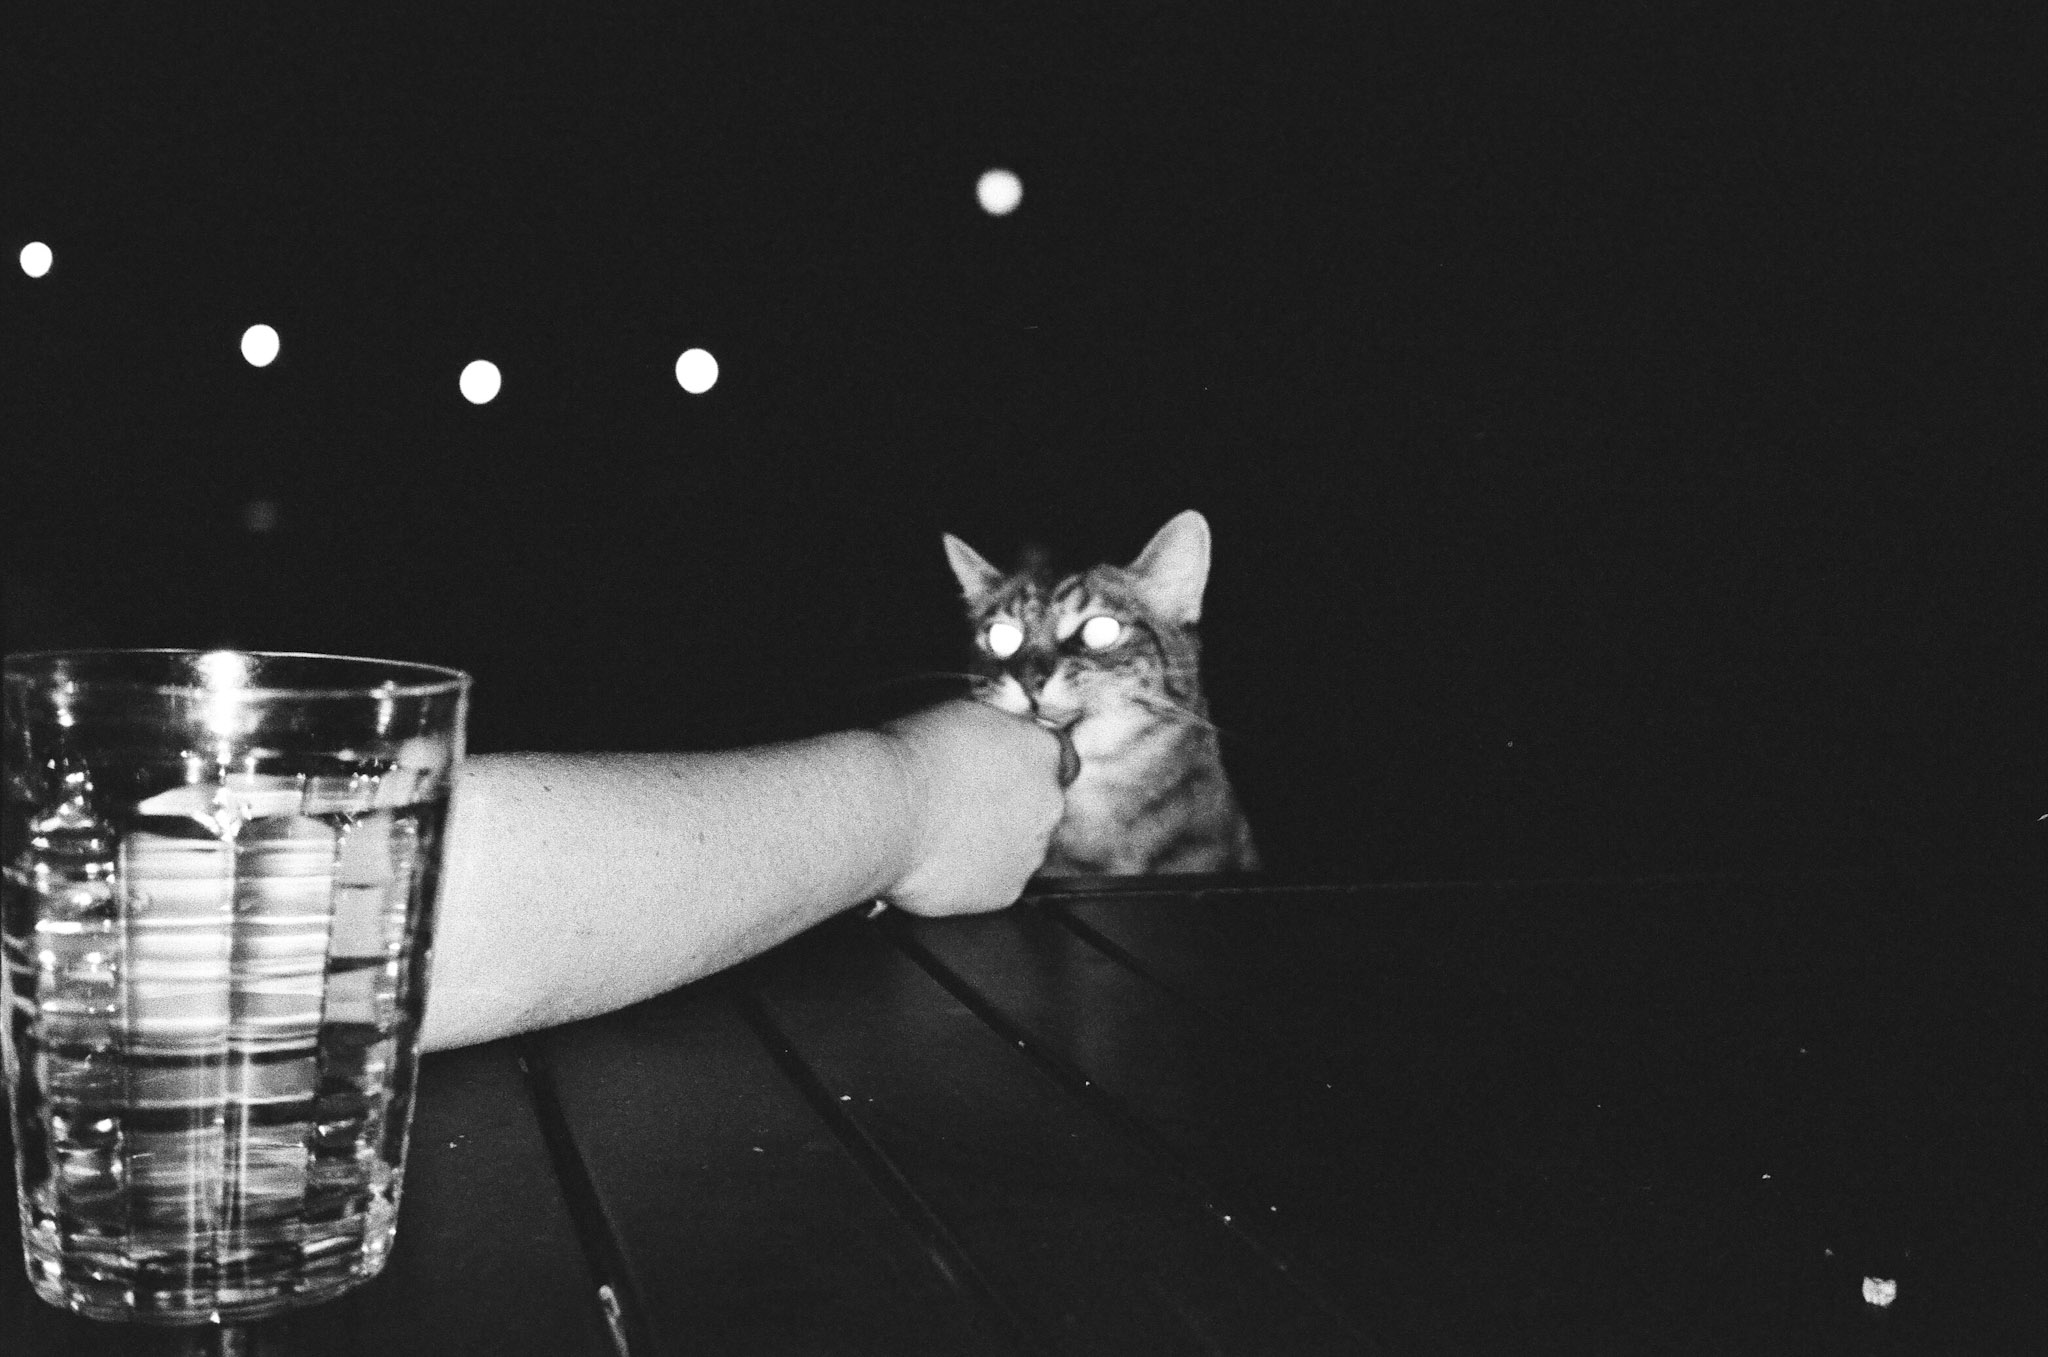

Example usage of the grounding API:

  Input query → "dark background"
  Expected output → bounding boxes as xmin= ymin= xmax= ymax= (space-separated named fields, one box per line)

xmin=3 ymin=5 xmax=2040 ymax=881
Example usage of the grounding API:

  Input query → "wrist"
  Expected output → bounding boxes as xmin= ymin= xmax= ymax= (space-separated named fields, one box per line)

xmin=866 ymin=725 xmax=931 ymax=905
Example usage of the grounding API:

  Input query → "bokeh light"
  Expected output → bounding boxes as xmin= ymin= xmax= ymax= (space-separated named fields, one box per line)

xmin=242 ymin=499 xmax=281 ymax=534
xmin=675 ymin=348 xmax=719 ymax=395
xmin=460 ymin=360 xmax=502 ymax=405
xmin=977 ymin=169 xmax=1023 ymax=216
xmin=19 ymin=242 xmax=53 ymax=277
xmin=240 ymin=324 xmax=280 ymax=368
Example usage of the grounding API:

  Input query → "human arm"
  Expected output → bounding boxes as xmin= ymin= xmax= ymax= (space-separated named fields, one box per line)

xmin=418 ymin=700 xmax=1065 ymax=1052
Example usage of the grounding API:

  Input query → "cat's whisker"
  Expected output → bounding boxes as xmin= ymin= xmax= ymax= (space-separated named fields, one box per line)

xmin=1131 ymin=692 xmax=1267 ymax=751
xmin=851 ymin=670 xmax=987 ymax=695
xmin=1130 ymin=692 xmax=1226 ymax=738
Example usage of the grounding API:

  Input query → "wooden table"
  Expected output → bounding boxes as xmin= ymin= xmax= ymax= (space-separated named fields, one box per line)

xmin=6 ymin=872 xmax=2039 ymax=1354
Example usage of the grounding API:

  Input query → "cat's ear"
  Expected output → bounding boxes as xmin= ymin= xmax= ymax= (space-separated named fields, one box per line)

xmin=942 ymin=532 xmax=1007 ymax=609
xmin=1124 ymin=510 xmax=1213 ymax=625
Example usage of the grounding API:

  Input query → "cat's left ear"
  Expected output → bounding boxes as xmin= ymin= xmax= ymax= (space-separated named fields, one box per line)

xmin=1125 ymin=510 xmax=1212 ymax=625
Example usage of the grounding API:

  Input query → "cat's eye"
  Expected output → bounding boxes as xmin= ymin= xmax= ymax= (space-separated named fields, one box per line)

xmin=985 ymin=621 xmax=1024 ymax=659
xmin=1079 ymin=616 xmax=1122 ymax=650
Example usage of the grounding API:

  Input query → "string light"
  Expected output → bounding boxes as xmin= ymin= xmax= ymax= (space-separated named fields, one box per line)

xmin=18 ymin=206 xmax=1022 ymax=392
xmin=459 ymin=359 xmax=502 ymax=405
xmin=240 ymin=324 xmax=280 ymax=367
xmin=675 ymin=348 xmax=719 ymax=394
xmin=20 ymin=158 xmax=1039 ymax=386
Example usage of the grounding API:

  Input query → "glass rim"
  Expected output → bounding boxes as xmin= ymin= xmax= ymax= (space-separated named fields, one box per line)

xmin=3 ymin=648 xmax=472 ymax=701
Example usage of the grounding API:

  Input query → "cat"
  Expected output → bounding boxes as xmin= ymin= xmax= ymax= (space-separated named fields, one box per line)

xmin=942 ymin=509 xmax=1260 ymax=876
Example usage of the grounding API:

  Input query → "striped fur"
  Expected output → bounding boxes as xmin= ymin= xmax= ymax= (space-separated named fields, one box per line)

xmin=942 ymin=510 xmax=1259 ymax=876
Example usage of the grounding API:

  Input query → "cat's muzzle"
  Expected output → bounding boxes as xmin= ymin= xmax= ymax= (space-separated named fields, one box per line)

xmin=1038 ymin=717 xmax=1082 ymax=788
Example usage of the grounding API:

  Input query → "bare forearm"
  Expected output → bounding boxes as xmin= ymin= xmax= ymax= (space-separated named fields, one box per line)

xmin=419 ymin=731 xmax=916 ymax=1052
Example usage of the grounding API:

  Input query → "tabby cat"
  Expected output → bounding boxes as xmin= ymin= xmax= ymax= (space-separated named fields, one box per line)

xmin=943 ymin=509 xmax=1260 ymax=876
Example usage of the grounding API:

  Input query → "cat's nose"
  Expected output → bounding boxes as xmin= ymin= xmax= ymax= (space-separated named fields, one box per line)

xmin=1013 ymin=656 xmax=1055 ymax=694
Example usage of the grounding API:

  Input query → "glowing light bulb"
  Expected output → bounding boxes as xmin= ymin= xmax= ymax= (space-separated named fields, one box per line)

xmin=19 ymin=242 xmax=54 ymax=278
xmin=460 ymin=360 xmax=501 ymax=405
xmin=675 ymin=348 xmax=719 ymax=395
xmin=977 ymin=169 xmax=1023 ymax=216
xmin=241 ymin=324 xmax=280 ymax=367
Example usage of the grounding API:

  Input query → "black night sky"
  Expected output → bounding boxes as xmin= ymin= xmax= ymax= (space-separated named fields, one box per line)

xmin=3 ymin=6 xmax=2040 ymax=879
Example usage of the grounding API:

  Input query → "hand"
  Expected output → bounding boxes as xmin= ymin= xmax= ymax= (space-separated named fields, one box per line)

xmin=875 ymin=700 xmax=1067 ymax=916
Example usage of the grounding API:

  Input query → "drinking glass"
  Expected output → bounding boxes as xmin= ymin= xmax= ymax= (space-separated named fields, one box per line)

xmin=3 ymin=649 xmax=468 ymax=1324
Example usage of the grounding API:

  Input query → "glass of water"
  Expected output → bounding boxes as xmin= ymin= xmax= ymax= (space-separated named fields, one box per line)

xmin=2 ymin=650 xmax=468 ymax=1325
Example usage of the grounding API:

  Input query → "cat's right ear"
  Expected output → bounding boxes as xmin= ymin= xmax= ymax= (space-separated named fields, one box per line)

xmin=942 ymin=533 xmax=1006 ymax=610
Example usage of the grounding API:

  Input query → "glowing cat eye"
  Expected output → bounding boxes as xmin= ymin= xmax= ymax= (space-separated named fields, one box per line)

xmin=1079 ymin=616 xmax=1122 ymax=649
xmin=985 ymin=621 xmax=1024 ymax=659
xmin=977 ymin=169 xmax=1023 ymax=216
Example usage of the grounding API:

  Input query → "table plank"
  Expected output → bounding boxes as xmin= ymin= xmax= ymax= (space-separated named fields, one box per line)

xmin=1040 ymin=876 xmax=2043 ymax=1353
xmin=892 ymin=898 xmax=1424 ymax=1347
xmin=523 ymin=969 xmax=1025 ymax=1357
xmin=10 ymin=873 xmax=2036 ymax=1353
xmin=3 ymin=1042 xmax=616 ymax=1357
xmin=743 ymin=910 xmax=1371 ymax=1356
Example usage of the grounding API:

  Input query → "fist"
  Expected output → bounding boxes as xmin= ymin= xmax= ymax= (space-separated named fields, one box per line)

xmin=876 ymin=700 xmax=1068 ymax=916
